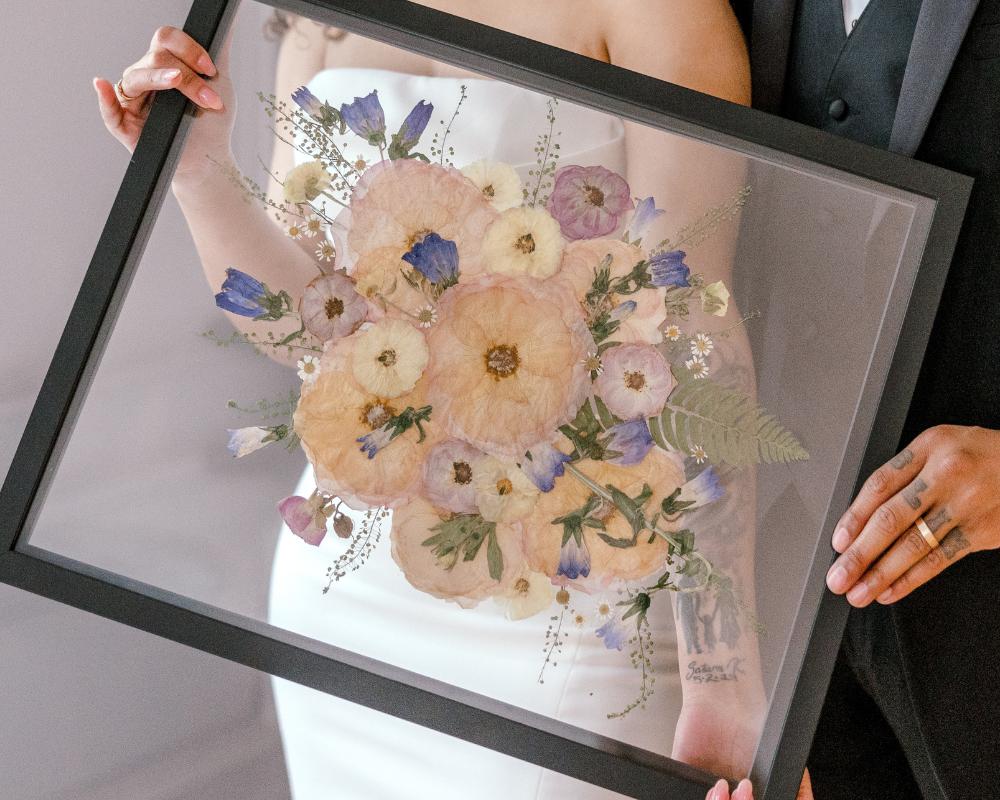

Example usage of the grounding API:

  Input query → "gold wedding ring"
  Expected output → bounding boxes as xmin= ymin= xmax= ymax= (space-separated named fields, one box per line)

xmin=915 ymin=515 xmax=939 ymax=550
xmin=114 ymin=76 xmax=139 ymax=104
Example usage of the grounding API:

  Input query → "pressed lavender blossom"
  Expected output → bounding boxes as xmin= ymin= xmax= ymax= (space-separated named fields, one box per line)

xmin=340 ymin=90 xmax=386 ymax=146
xmin=604 ymin=419 xmax=655 ymax=466
xmin=649 ymin=250 xmax=691 ymax=287
xmin=402 ymin=232 xmax=460 ymax=286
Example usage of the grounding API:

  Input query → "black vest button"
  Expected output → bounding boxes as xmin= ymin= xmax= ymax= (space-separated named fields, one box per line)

xmin=828 ymin=98 xmax=849 ymax=120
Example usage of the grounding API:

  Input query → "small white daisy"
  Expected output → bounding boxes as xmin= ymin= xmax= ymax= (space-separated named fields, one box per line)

xmin=415 ymin=305 xmax=438 ymax=329
xmin=297 ymin=354 xmax=320 ymax=384
xmin=664 ymin=324 xmax=683 ymax=342
xmin=685 ymin=356 xmax=709 ymax=379
xmin=690 ymin=444 xmax=708 ymax=464
xmin=285 ymin=221 xmax=305 ymax=239
xmin=594 ymin=596 xmax=615 ymax=622
xmin=315 ymin=241 xmax=336 ymax=262
xmin=581 ymin=351 xmax=604 ymax=375
xmin=302 ymin=213 xmax=325 ymax=238
xmin=690 ymin=333 xmax=714 ymax=357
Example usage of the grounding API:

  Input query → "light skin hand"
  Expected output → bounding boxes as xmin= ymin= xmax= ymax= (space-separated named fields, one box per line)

xmin=826 ymin=424 xmax=1000 ymax=606
xmin=705 ymin=769 xmax=814 ymax=800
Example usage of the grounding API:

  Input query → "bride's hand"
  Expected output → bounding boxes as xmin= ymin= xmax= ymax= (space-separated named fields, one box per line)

xmin=93 ymin=23 xmax=237 ymax=185
xmin=705 ymin=770 xmax=814 ymax=800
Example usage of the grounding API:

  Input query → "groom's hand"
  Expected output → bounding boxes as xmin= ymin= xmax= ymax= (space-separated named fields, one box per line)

xmin=825 ymin=424 xmax=1000 ymax=606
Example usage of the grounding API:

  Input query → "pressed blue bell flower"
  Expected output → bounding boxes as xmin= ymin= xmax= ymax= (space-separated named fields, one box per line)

xmin=676 ymin=466 xmax=724 ymax=509
xmin=624 ymin=196 xmax=665 ymax=243
xmin=604 ymin=419 xmax=654 ymax=466
xmin=291 ymin=86 xmax=323 ymax=119
xmin=608 ymin=300 xmax=637 ymax=322
xmin=391 ymin=100 xmax=433 ymax=156
xmin=649 ymin=250 xmax=691 ymax=288
xmin=521 ymin=443 xmax=572 ymax=492
xmin=357 ymin=426 xmax=394 ymax=459
xmin=596 ymin=613 xmax=629 ymax=651
xmin=557 ymin=533 xmax=591 ymax=580
xmin=402 ymin=233 xmax=460 ymax=286
xmin=340 ymin=90 xmax=386 ymax=146
xmin=215 ymin=267 xmax=268 ymax=317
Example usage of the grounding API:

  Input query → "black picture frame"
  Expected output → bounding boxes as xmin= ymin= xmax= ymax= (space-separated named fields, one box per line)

xmin=0 ymin=1 xmax=971 ymax=798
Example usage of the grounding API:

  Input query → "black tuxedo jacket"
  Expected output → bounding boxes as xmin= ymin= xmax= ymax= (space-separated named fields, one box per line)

xmin=743 ymin=0 xmax=1000 ymax=790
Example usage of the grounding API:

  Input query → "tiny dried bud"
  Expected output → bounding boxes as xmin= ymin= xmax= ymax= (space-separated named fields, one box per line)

xmin=555 ymin=588 xmax=570 ymax=606
xmin=333 ymin=513 xmax=354 ymax=539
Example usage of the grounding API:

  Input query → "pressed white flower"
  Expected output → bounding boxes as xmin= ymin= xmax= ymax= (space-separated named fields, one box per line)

xmin=226 ymin=426 xmax=276 ymax=458
xmin=581 ymin=351 xmax=603 ymax=375
xmin=664 ymin=324 xmax=683 ymax=342
xmin=685 ymin=356 xmax=709 ymax=379
xmin=494 ymin=569 xmax=556 ymax=621
xmin=351 ymin=318 xmax=429 ymax=398
xmin=315 ymin=241 xmax=336 ymax=262
xmin=297 ymin=354 xmax=320 ymax=384
xmin=481 ymin=206 xmax=564 ymax=279
xmin=690 ymin=444 xmax=708 ymax=464
xmin=415 ymin=305 xmax=438 ymax=329
xmin=701 ymin=280 xmax=731 ymax=317
xmin=460 ymin=159 xmax=523 ymax=211
xmin=303 ymin=213 xmax=325 ymax=238
xmin=594 ymin=596 xmax=615 ymax=622
xmin=473 ymin=455 xmax=539 ymax=523
xmin=690 ymin=333 xmax=714 ymax=357
xmin=285 ymin=221 xmax=305 ymax=239
xmin=283 ymin=160 xmax=333 ymax=204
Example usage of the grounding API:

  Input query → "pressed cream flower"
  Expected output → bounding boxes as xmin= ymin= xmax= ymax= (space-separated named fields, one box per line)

xmin=283 ymin=159 xmax=333 ymax=204
xmin=481 ymin=206 xmax=564 ymax=279
xmin=424 ymin=274 xmax=594 ymax=458
xmin=473 ymin=455 xmax=539 ymax=523
xmin=494 ymin=568 xmax=556 ymax=620
xmin=297 ymin=354 xmax=320 ymax=385
xmin=701 ymin=280 xmax=731 ymax=317
xmin=460 ymin=159 xmax=523 ymax=211
xmin=351 ymin=318 xmax=429 ymax=398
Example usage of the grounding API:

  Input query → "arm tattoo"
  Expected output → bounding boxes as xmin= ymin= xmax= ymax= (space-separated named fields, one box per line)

xmin=939 ymin=526 xmax=970 ymax=560
xmin=685 ymin=657 xmax=745 ymax=684
xmin=891 ymin=449 xmax=915 ymax=469
xmin=902 ymin=477 xmax=928 ymax=510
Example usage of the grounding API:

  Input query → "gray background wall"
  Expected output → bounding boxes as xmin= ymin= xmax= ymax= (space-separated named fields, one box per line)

xmin=1 ymin=2 xmax=294 ymax=797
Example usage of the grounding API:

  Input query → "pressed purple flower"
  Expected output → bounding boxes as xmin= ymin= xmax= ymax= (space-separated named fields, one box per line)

xmin=291 ymin=86 xmax=323 ymax=119
xmin=402 ymin=233 xmax=459 ymax=286
xmin=357 ymin=426 xmax=393 ymax=459
xmin=278 ymin=493 xmax=327 ymax=546
xmin=422 ymin=439 xmax=484 ymax=513
xmin=545 ymin=164 xmax=633 ymax=240
xmin=609 ymin=300 xmax=637 ymax=322
xmin=596 ymin=613 xmax=629 ymax=651
xmin=299 ymin=272 xmax=368 ymax=342
xmin=649 ymin=250 xmax=691 ymax=288
xmin=624 ymin=196 xmax=665 ymax=243
xmin=557 ymin=533 xmax=591 ymax=580
xmin=604 ymin=419 xmax=654 ymax=466
xmin=215 ymin=267 xmax=268 ymax=317
xmin=340 ymin=90 xmax=386 ymax=146
xmin=520 ymin=442 xmax=572 ymax=492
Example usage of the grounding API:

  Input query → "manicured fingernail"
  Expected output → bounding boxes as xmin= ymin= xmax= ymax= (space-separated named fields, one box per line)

xmin=847 ymin=582 xmax=870 ymax=605
xmin=198 ymin=54 xmax=217 ymax=75
xmin=710 ymin=778 xmax=728 ymax=800
xmin=733 ymin=779 xmax=753 ymax=800
xmin=827 ymin=564 xmax=849 ymax=593
xmin=198 ymin=85 xmax=222 ymax=108
xmin=161 ymin=68 xmax=180 ymax=82
xmin=832 ymin=526 xmax=850 ymax=552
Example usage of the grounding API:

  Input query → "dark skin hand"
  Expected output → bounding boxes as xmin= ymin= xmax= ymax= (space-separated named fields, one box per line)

xmin=826 ymin=424 xmax=1000 ymax=607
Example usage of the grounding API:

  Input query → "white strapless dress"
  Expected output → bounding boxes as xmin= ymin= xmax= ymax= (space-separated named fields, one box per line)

xmin=267 ymin=67 xmax=683 ymax=800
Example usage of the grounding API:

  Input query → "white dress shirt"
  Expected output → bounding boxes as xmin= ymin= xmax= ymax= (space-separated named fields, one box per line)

xmin=843 ymin=0 xmax=872 ymax=33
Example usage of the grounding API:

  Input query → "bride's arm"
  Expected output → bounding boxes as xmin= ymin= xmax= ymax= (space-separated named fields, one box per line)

xmin=606 ymin=0 xmax=767 ymax=780
xmin=170 ymin=17 xmax=329 ymax=368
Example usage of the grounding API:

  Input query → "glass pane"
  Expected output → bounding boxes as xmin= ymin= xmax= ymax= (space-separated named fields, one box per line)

xmin=21 ymin=0 xmax=934 ymax=791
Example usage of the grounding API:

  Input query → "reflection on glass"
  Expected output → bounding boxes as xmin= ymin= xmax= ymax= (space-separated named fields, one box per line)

xmin=26 ymin=0 xmax=927 ymax=794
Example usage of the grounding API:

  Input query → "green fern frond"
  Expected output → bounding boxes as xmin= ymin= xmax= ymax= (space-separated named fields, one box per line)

xmin=649 ymin=374 xmax=809 ymax=467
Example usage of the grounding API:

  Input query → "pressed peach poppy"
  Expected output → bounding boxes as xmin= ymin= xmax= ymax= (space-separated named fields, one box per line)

xmin=424 ymin=274 xmax=595 ymax=459
xmin=522 ymin=449 xmax=686 ymax=590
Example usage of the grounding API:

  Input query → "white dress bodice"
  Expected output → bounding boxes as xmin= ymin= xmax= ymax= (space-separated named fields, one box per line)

xmin=268 ymin=67 xmax=682 ymax=800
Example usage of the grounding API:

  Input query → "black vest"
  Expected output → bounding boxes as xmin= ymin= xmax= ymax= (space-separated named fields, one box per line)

xmin=782 ymin=0 xmax=923 ymax=149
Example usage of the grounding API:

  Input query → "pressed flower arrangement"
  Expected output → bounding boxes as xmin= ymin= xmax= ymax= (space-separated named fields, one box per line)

xmin=206 ymin=84 xmax=809 ymax=717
